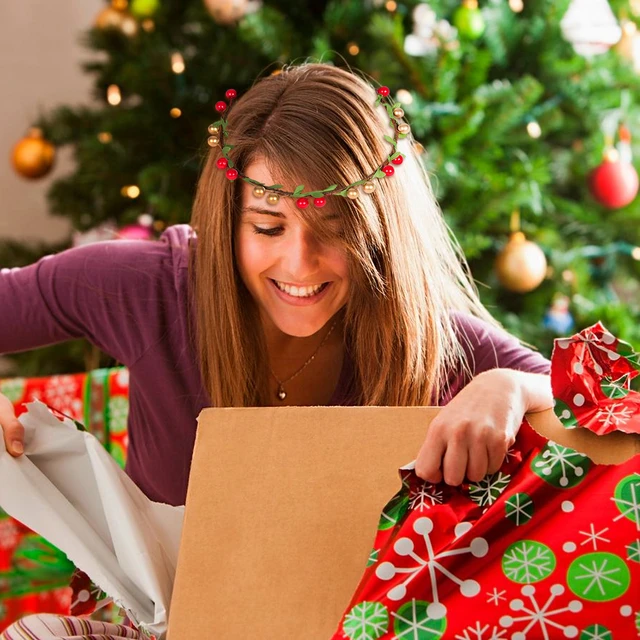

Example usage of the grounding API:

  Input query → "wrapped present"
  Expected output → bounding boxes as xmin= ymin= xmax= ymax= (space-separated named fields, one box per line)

xmin=332 ymin=324 xmax=640 ymax=639
xmin=0 ymin=367 xmax=129 ymax=632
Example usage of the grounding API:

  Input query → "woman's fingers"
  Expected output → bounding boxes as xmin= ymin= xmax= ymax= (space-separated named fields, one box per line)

xmin=415 ymin=428 xmax=446 ymax=484
xmin=0 ymin=393 xmax=24 ymax=457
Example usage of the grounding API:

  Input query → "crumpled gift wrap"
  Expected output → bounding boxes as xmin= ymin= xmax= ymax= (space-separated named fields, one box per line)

xmin=331 ymin=324 xmax=640 ymax=640
xmin=0 ymin=401 xmax=183 ymax=640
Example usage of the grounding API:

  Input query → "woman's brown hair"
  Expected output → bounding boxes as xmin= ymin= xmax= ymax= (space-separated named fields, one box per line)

xmin=189 ymin=61 xmax=499 ymax=407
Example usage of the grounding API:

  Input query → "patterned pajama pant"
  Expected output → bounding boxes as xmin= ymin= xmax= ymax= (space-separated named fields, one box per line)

xmin=0 ymin=615 xmax=144 ymax=639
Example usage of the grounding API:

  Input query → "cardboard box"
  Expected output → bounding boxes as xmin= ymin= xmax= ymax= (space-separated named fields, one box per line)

xmin=166 ymin=406 xmax=639 ymax=639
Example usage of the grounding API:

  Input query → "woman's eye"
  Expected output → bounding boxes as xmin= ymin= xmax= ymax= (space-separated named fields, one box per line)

xmin=252 ymin=225 xmax=283 ymax=236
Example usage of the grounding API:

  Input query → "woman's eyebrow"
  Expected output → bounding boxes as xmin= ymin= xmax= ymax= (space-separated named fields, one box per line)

xmin=241 ymin=205 xmax=340 ymax=221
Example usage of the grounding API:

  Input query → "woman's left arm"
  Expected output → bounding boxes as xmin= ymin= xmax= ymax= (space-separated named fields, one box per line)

xmin=414 ymin=368 xmax=553 ymax=486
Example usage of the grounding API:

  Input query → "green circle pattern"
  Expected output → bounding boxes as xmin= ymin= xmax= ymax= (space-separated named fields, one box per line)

xmin=567 ymin=552 xmax=630 ymax=602
xmin=343 ymin=601 xmax=388 ymax=640
xmin=502 ymin=540 xmax=556 ymax=584
xmin=580 ymin=625 xmax=612 ymax=640
xmin=613 ymin=475 xmax=640 ymax=526
xmin=0 ymin=378 xmax=25 ymax=403
xmin=531 ymin=442 xmax=591 ymax=489
xmin=378 ymin=493 xmax=409 ymax=531
xmin=367 ymin=548 xmax=379 ymax=567
xmin=505 ymin=493 xmax=534 ymax=526
xmin=393 ymin=601 xmax=447 ymax=639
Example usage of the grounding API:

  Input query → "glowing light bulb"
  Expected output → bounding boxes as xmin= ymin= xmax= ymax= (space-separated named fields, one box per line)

xmin=121 ymin=185 xmax=140 ymax=198
xmin=527 ymin=121 xmax=542 ymax=138
xmin=170 ymin=107 xmax=182 ymax=118
xmin=632 ymin=247 xmax=640 ymax=260
xmin=171 ymin=52 xmax=185 ymax=74
xmin=396 ymin=89 xmax=413 ymax=104
xmin=347 ymin=42 xmax=360 ymax=55
xmin=107 ymin=85 xmax=122 ymax=106
xmin=98 ymin=132 xmax=113 ymax=143
xmin=385 ymin=0 xmax=397 ymax=11
xmin=509 ymin=0 xmax=524 ymax=12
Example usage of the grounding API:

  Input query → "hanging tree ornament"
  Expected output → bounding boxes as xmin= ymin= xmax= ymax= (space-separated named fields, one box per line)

xmin=11 ymin=128 xmax=56 ymax=180
xmin=203 ymin=0 xmax=261 ymax=25
xmin=494 ymin=211 xmax=548 ymax=293
xmin=590 ymin=146 xmax=639 ymax=209
xmin=95 ymin=0 xmax=139 ymax=37
xmin=560 ymin=0 xmax=621 ymax=57
xmin=130 ymin=0 xmax=160 ymax=19
xmin=453 ymin=0 xmax=485 ymax=40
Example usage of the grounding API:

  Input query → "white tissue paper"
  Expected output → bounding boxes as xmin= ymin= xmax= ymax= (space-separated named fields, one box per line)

xmin=0 ymin=401 xmax=184 ymax=640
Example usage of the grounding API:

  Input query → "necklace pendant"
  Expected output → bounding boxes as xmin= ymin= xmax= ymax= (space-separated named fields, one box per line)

xmin=277 ymin=387 xmax=287 ymax=401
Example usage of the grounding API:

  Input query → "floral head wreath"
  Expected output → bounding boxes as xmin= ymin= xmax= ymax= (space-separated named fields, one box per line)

xmin=206 ymin=85 xmax=411 ymax=209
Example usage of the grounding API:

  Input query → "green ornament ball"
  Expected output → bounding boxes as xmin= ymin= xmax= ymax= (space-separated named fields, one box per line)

xmin=130 ymin=0 xmax=160 ymax=18
xmin=453 ymin=5 xmax=485 ymax=40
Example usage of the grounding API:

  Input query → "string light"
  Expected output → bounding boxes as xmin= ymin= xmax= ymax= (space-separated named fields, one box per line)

xmin=171 ymin=52 xmax=185 ymax=74
xmin=396 ymin=89 xmax=413 ymax=105
xmin=112 ymin=0 xmax=128 ymax=10
xmin=170 ymin=107 xmax=182 ymax=118
xmin=509 ymin=0 xmax=524 ymax=12
xmin=138 ymin=213 xmax=154 ymax=226
xmin=142 ymin=19 xmax=155 ymax=32
xmin=527 ymin=121 xmax=542 ymax=138
xmin=385 ymin=0 xmax=397 ymax=11
xmin=562 ymin=269 xmax=576 ymax=283
xmin=347 ymin=42 xmax=360 ymax=56
xmin=107 ymin=85 xmax=122 ymax=106
xmin=98 ymin=132 xmax=113 ymax=144
xmin=121 ymin=185 xmax=140 ymax=198
xmin=633 ymin=247 xmax=640 ymax=260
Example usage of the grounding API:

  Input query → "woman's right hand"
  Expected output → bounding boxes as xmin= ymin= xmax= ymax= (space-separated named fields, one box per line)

xmin=0 ymin=392 xmax=24 ymax=457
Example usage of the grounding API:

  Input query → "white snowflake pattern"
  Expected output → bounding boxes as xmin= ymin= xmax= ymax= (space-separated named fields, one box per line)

xmin=595 ymin=403 xmax=633 ymax=432
xmin=455 ymin=621 xmax=507 ymax=639
xmin=409 ymin=482 xmax=443 ymax=511
xmin=375 ymin=518 xmax=488 ymax=619
xmin=499 ymin=584 xmax=582 ymax=639
xmin=469 ymin=472 xmax=511 ymax=509
xmin=612 ymin=473 xmax=640 ymax=532
xmin=579 ymin=624 xmax=613 ymax=640
xmin=0 ymin=518 xmax=20 ymax=551
xmin=570 ymin=555 xmax=627 ymax=598
xmin=503 ymin=541 xmax=555 ymax=584
xmin=44 ymin=375 xmax=83 ymax=420
xmin=487 ymin=588 xmax=507 ymax=606
xmin=534 ymin=442 xmax=587 ymax=487
xmin=578 ymin=524 xmax=610 ymax=551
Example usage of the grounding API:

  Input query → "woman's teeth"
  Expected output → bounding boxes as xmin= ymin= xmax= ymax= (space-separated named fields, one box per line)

xmin=273 ymin=280 xmax=327 ymax=297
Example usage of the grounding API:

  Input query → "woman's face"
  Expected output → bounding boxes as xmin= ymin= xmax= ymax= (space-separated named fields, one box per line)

xmin=235 ymin=159 xmax=350 ymax=338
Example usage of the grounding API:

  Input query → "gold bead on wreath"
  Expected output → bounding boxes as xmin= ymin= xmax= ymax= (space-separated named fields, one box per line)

xmin=397 ymin=123 xmax=411 ymax=135
xmin=393 ymin=107 xmax=405 ymax=119
xmin=266 ymin=193 xmax=280 ymax=205
xmin=208 ymin=124 xmax=220 ymax=135
xmin=207 ymin=135 xmax=220 ymax=147
xmin=346 ymin=187 xmax=359 ymax=200
xmin=363 ymin=181 xmax=376 ymax=194
xmin=253 ymin=186 xmax=266 ymax=198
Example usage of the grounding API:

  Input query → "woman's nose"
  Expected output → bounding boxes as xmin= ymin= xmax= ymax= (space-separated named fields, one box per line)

xmin=282 ymin=227 xmax=322 ymax=276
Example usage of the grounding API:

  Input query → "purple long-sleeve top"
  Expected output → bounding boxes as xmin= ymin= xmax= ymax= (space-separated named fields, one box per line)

xmin=0 ymin=224 xmax=550 ymax=506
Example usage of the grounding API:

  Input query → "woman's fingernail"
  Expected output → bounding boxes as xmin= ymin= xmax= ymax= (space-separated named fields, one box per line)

xmin=11 ymin=441 xmax=24 ymax=454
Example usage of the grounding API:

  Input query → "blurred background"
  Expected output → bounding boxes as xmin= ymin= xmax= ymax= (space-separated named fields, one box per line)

xmin=2 ymin=0 xmax=640 ymax=378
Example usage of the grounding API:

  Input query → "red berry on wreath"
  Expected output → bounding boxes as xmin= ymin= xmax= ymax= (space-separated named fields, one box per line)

xmin=216 ymin=158 xmax=228 ymax=169
xmin=391 ymin=155 xmax=404 ymax=166
xmin=226 ymin=168 xmax=238 ymax=180
xmin=296 ymin=197 xmax=310 ymax=209
xmin=314 ymin=197 xmax=326 ymax=208
xmin=589 ymin=150 xmax=639 ymax=209
xmin=383 ymin=165 xmax=395 ymax=176
xmin=215 ymin=101 xmax=227 ymax=113
xmin=377 ymin=86 xmax=390 ymax=97
xmin=225 ymin=89 xmax=237 ymax=100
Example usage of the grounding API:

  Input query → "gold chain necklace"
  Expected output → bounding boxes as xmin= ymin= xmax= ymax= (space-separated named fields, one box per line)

xmin=270 ymin=318 xmax=339 ymax=401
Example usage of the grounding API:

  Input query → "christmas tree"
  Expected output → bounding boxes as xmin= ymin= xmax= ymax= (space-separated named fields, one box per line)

xmin=6 ymin=0 xmax=640 ymax=376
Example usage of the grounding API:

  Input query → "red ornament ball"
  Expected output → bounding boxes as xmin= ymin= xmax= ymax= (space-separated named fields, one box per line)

xmin=377 ymin=86 xmax=390 ymax=97
xmin=215 ymin=101 xmax=227 ymax=113
xmin=590 ymin=156 xmax=639 ymax=209
xmin=314 ymin=197 xmax=326 ymax=208
xmin=391 ymin=155 xmax=404 ymax=166
xmin=226 ymin=168 xmax=238 ymax=180
xmin=296 ymin=197 xmax=310 ymax=209
xmin=225 ymin=89 xmax=237 ymax=100
xmin=216 ymin=158 xmax=228 ymax=170
xmin=382 ymin=165 xmax=395 ymax=176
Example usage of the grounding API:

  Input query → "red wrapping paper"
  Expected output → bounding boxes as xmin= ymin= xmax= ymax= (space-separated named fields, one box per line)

xmin=332 ymin=324 xmax=640 ymax=640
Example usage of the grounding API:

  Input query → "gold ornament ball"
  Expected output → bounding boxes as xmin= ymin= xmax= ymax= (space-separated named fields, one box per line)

xmin=495 ymin=232 xmax=548 ymax=293
xmin=266 ymin=193 xmax=280 ymax=205
xmin=207 ymin=135 xmax=220 ymax=147
xmin=253 ymin=186 xmax=266 ymax=198
xmin=346 ymin=187 xmax=359 ymax=200
xmin=397 ymin=123 xmax=411 ymax=135
xmin=11 ymin=128 xmax=56 ymax=179
xmin=203 ymin=0 xmax=249 ymax=25
xmin=393 ymin=107 xmax=405 ymax=119
xmin=363 ymin=181 xmax=376 ymax=194
xmin=208 ymin=124 xmax=220 ymax=135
